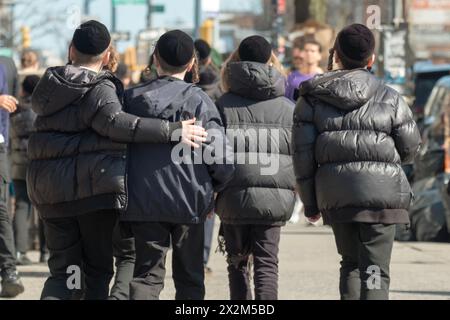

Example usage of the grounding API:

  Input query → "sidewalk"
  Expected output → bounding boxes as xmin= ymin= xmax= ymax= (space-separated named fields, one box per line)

xmin=3 ymin=222 xmax=450 ymax=300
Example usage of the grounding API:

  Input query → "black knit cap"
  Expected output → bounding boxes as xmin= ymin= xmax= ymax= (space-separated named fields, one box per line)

xmin=194 ymin=39 xmax=211 ymax=61
xmin=238 ymin=35 xmax=272 ymax=63
xmin=72 ymin=20 xmax=111 ymax=55
xmin=156 ymin=30 xmax=194 ymax=67
xmin=22 ymin=75 xmax=40 ymax=95
xmin=334 ymin=23 xmax=375 ymax=64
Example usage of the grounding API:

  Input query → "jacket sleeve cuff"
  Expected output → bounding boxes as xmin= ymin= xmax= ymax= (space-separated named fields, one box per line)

xmin=168 ymin=121 xmax=183 ymax=143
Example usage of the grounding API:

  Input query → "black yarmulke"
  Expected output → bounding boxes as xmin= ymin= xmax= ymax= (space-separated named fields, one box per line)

xmin=72 ymin=20 xmax=111 ymax=55
xmin=156 ymin=30 xmax=194 ymax=67
xmin=194 ymin=39 xmax=211 ymax=61
xmin=334 ymin=23 xmax=375 ymax=63
xmin=22 ymin=75 xmax=40 ymax=95
xmin=238 ymin=35 xmax=272 ymax=63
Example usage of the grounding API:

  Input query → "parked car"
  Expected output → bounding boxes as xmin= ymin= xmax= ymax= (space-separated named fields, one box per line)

xmin=412 ymin=61 xmax=450 ymax=123
xmin=399 ymin=76 xmax=450 ymax=242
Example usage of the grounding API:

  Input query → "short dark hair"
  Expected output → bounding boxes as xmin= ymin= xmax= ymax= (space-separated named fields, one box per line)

xmin=155 ymin=49 xmax=191 ymax=74
xmin=71 ymin=43 xmax=105 ymax=65
xmin=328 ymin=48 xmax=370 ymax=71
xmin=303 ymin=40 xmax=322 ymax=53
xmin=154 ymin=49 xmax=200 ymax=83
xmin=336 ymin=49 xmax=370 ymax=69
xmin=292 ymin=34 xmax=316 ymax=51
xmin=22 ymin=75 xmax=40 ymax=95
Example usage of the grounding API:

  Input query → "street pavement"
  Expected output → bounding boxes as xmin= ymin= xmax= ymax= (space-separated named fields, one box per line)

xmin=2 ymin=218 xmax=450 ymax=300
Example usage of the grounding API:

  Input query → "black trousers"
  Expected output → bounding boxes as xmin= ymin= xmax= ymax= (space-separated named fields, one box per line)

xmin=109 ymin=221 xmax=136 ymax=300
xmin=0 ymin=147 xmax=16 ymax=271
xmin=12 ymin=180 xmax=33 ymax=254
xmin=125 ymin=221 xmax=205 ymax=300
xmin=331 ymin=222 xmax=396 ymax=300
xmin=41 ymin=210 xmax=117 ymax=300
xmin=222 ymin=224 xmax=280 ymax=300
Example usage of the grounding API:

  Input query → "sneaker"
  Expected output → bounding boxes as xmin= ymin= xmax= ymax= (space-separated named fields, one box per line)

xmin=16 ymin=252 xmax=33 ymax=266
xmin=0 ymin=268 xmax=25 ymax=298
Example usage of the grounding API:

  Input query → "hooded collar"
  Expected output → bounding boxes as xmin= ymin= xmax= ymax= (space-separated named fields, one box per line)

xmin=299 ymin=68 xmax=381 ymax=111
xmin=226 ymin=61 xmax=285 ymax=101
xmin=32 ymin=65 xmax=122 ymax=116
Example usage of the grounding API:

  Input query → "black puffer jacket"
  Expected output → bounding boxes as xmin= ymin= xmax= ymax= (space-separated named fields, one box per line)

xmin=122 ymin=76 xmax=235 ymax=224
xmin=215 ymin=61 xmax=296 ymax=226
xmin=27 ymin=65 xmax=174 ymax=218
xmin=10 ymin=96 xmax=36 ymax=180
xmin=293 ymin=69 xmax=421 ymax=224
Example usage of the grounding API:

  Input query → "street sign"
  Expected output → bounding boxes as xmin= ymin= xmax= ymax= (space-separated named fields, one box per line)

xmin=150 ymin=5 xmax=164 ymax=13
xmin=138 ymin=28 xmax=166 ymax=41
xmin=111 ymin=31 xmax=131 ymax=42
xmin=0 ymin=48 xmax=13 ymax=58
xmin=112 ymin=0 xmax=164 ymax=13
xmin=112 ymin=0 xmax=146 ymax=5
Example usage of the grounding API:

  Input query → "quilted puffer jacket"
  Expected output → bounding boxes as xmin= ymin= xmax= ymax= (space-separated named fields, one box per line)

xmin=293 ymin=69 xmax=421 ymax=224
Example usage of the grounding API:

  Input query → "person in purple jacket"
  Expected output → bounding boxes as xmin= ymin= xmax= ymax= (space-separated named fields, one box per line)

xmin=0 ymin=63 xmax=25 ymax=298
xmin=285 ymin=38 xmax=323 ymax=102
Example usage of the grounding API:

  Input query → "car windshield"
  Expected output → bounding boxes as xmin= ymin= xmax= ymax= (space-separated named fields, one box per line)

xmin=415 ymin=72 xmax=450 ymax=111
xmin=424 ymin=86 xmax=447 ymax=119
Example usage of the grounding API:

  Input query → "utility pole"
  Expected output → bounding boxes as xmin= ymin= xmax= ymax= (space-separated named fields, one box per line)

xmin=271 ymin=0 xmax=285 ymax=55
xmin=84 ymin=0 xmax=91 ymax=16
xmin=146 ymin=0 xmax=152 ymax=29
xmin=9 ymin=1 xmax=15 ymax=48
xmin=194 ymin=0 xmax=201 ymax=39
xmin=111 ymin=0 xmax=117 ymax=32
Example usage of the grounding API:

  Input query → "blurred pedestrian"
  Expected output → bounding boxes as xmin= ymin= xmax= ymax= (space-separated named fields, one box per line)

xmin=20 ymin=50 xmax=40 ymax=74
xmin=115 ymin=63 xmax=132 ymax=89
xmin=27 ymin=21 xmax=207 ymax=300
xmin=10 ymin=75 xmax=42 ymax=266
xmin=121 ymin=29 xmax=234 ymax=300
xmin=285 ymin=38 xmax=323 ymax=102
xmin=186 ymin=39 xmax=222 ymax=102
xmin=0 ymin=63 xmax=24 ymax=298
xmin=292 ymin=24 xmax=422 ymax=300
xmin=0 ymin=55 xmax=19 ymax=97
xmin=215 ymin=35 xmax=296 ymax=300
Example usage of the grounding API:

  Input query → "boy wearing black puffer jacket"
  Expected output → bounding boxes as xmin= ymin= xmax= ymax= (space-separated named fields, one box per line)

xmin=121 ymin=30 xmax=235 ymax=300
xmin=215 ymin=36 xmax=296 ymax=300
xmin=293 ymin=24 xmax=421 ymax=300
xmin=28 ymin=21 xmax=206 ymax=300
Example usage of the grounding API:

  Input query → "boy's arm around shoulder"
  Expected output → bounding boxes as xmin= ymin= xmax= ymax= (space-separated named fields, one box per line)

xmin=89 ymin=82 xmax=172 ymax=143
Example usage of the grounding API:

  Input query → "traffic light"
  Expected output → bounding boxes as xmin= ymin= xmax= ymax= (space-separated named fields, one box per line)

xmin=123 ymin=47 xmax=137 ymax=71
xmin=20 ymin=26 xmax=31 ymax=49
xmin=199 ymin=19 xmax=214 ymax=46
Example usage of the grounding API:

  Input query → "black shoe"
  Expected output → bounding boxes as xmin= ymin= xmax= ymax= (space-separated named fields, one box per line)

xmin=0 ymin=269 xmax=25 ymax=298
xmin=16 ymin=252 xmax=33 ymax=266
xmin=39 ymin=252 xmax=49 ymax=264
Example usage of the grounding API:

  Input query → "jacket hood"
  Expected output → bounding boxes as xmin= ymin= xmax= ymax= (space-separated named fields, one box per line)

xmin=299 ymin=69 xmax=381 ymax=111
xmin=32 ymin=65 xmax=120 ymax=116
xmin=139 ymin=77 xmax=202 ymax=119
xmin=226 ymin=61 xmax=285 ymax=101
